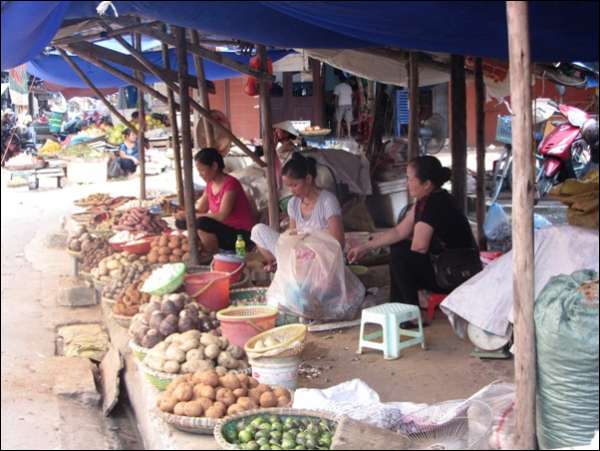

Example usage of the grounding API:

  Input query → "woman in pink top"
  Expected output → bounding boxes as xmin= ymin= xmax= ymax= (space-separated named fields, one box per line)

xmin=175 ymin=148 xmax=256 ymax=254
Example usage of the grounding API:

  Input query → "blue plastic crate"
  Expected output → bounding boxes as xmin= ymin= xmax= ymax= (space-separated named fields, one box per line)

xmin=495 ymin=115 xmax=512 ymax=145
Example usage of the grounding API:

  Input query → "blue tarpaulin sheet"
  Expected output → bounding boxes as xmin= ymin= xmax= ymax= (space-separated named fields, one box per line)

xmin=2 ymin=1 xmax=598 ymax=71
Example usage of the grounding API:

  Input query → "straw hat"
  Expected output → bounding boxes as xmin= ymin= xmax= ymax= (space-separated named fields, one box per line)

xmin=273 ymin=120 xmax=299 ymax=137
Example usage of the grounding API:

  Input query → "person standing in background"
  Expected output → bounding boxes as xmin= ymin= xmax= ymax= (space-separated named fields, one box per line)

xmin=334 ymin=76 xmax=353 ymax=139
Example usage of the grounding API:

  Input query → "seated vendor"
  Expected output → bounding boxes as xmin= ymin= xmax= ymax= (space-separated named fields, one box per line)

xmin=110 ymin=128 xmax=139 ymax=175
xmin=252 ymin=152 xmax=344 ymax=271
xmin=348 ymin=156 xmax=478 ymax=314
xmin=175 ymin=148 xmax=256 ymax=255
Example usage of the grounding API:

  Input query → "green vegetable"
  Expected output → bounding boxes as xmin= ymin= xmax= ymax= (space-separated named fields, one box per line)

xmin=281 ymin=438 xmax=295 ymax=450
xmin=270 ymin=431 xmax=282 ymax=441
xmin=256 ymin=437 xmax=270 ymax=447
xmin=239 ymin=430 xmax=253 ymax=444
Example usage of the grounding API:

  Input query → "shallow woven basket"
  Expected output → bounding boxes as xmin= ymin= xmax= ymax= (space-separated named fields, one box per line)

xmin=71 ymin=212 xmax=95 ymax=224
xmin=160 ymin=411 xmax=219 ymax=435
xmin=89 ymin=228 xmax=115 ymax=240
xmin=136 ymin=361 xmax=178 ymax=391
xmin=214 ymin=408 xmax=339 ymax=450
xmin=216 ymin=305 xmax=279 ymax=322
xmin=244 ymin=324 xmax=308 ymax=359
xmin=78 ymin=270 xmax=93 ymax=282
xmin=229 ymin=287 xmax=267 ymax=306
xmin=66 ymin=248 xmax=82 ymax=259
xmin=111 ymin=312 xmax=133 ymax=328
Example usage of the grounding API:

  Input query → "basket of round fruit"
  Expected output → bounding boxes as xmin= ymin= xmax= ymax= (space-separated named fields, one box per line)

xmin=156 ymin=370 xmax=293 ymax=435
xmin=214 ymin=408 xmax=338 ymax=450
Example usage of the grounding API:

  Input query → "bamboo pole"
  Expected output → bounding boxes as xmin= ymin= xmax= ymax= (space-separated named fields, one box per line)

xmin=190 ymin=30 xmax=215 ymax=148
xmin=257 ymin=44 xmax=280 ymax=230
xmin=475 ymin=57 xmax=487 ymax=250
xmin=450 ymin=54 xmax=467 ymax=213
xmin=407 ymin=52 xmax=420 ymax=161
xmin=161 ymin=26 xmax=184 ymax=208
xmin=57 ymin=49 xmax=135 ymax=130
xmin=52 ymin=20 xmax=162 ymax=46
xmin=507 ymin=2 xmax=536 ymax=449
xmin=64 ymin=44 xmax=265 ymax=167
xmin=174 ymin=26 xmax=200 ymax=267
xmin=135 ymin=32 xmax=146 ymax=201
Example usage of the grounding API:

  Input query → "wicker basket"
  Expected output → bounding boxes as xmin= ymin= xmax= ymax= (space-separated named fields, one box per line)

xmin=128 ymin=339 xmax=150 ymax=361
xmin=136 ymin=361 xmax=178 ymax=391
xmin=160 ymin=411 xmax=219 ymax=435
xmin=71 ymin=212 xmax=95 ymax=224
xmin=66 ymin=248 xmax=82 ymax=259
xmin=214 ymin=408 xmax=339 ymax=450
xmin=102 ymin=296 xmax=117 ymax=307
xmin=111 ymin=312 xmax=133 ymax=328
xmin=79 ymin=270 xmax=93 ymax=282
xmin=244 ymin=324 xmax=308 ymax=359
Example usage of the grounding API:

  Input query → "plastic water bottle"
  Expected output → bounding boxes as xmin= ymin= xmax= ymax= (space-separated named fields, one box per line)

xmin=235 ymin=234 xmax=246 ymax=258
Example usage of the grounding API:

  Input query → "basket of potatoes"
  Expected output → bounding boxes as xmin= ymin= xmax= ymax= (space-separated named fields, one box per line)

xmin=111 ymin=272 xmax=152 ymax=326
xmin=101 ymin=258 xmax=153 ymax=304
xmin=156 ymin=369 xmax=292 ymax=434
xmin=138 ymin=330 xmax=248 ymax=391
xmin=148 ymin=233 xmax=197 ymax=265
xmin=91 ymin=252 xmax=145 ymax=285
xmin=128 ymin=293 xmax=221 ymax=360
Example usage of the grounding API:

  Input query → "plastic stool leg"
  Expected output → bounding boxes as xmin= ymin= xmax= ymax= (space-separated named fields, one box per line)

xmin=356 ymin=318 xmax=366 ymax=354
xmin=417 ymin=313 xmax=427 ymax=350
xmin=383 ymin=315 xmax=400 ymax=360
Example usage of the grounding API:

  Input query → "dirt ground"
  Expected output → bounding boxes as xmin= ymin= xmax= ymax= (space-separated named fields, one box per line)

xmin=299 ymin=318 xmax=514 ymax=404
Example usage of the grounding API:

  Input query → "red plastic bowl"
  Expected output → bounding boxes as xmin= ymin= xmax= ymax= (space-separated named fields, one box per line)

xmin=122 ymin=236 xmax=155 ymax=255
xmin=110 ymin=242 xmax=126 ymax=252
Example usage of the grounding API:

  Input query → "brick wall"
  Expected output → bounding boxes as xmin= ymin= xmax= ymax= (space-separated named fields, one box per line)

xmin=210 ymin=78 xmax=260 ymax=141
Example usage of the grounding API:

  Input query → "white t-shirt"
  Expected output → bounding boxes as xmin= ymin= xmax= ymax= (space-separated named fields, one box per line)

xmin=288 ymin=190 xmax=342 ymax=233
xmin=334 ymin=82 xmax=353 ymax=106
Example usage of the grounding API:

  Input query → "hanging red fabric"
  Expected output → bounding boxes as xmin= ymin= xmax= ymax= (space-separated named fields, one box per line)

xmin=244 ymin=55 xmax=273 ymax=96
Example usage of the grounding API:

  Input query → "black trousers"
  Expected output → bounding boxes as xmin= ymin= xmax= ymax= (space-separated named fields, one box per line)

xmin=389 ymin=240 xmax=447 ymax=306
xmin=175 ymin=216 xmax=251 ymax=251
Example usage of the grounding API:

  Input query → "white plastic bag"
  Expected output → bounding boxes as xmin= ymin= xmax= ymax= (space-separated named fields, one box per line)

xmin=267 ymin=230 xmax=365 ymax=321
xmin=484 ymin=203 xmax=511 ymax=241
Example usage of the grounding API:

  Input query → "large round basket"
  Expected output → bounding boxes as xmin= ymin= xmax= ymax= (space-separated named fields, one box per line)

xmin=66 ymin=248 xmax=82 ymax=259
xmin=128 ymin=339 xmax=150 ymax=361
xmin=89 ymin=228 xmax=114 ymax=240
xmin=229 ymin=287 xmax=267 ymax=306
xmin=214 ymin=408 xmax=339 ymax=450
xmin=159 ymin=411 xmax=219 ymax=435
xmin=136 ymin=361 xmax=178 ymax=391
xmin=79 ymin=270 xmax=93 ymax=282
xmin=244 ymin=324 xmax=308 ymax=359
xmin=111 ymin=312 xmax=133 ymax=328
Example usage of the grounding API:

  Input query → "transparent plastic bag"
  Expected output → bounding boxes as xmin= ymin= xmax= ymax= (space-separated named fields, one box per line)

xmin=484 ymin=203 xmax=511 ymax=241
xmin=267 ymin=230 xmax=365 ymax=321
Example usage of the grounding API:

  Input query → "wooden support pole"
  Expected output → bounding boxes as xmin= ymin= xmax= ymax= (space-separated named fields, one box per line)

xmin=311 ymin=58 xmax=325 ymax=128
xmin=450 ymin=54 xmax=467 ymax=213
xmin=475 ymin=57 xmax=487 ymax=250
xmin=161 ymin=27 xmax=184 ymax=208
xmin=57 ymin=49 xmax=135 ymax=130
xmin=407 ymin=52 xmax=420 ymax=161
xmin=190 ymin=30 xmax=215 ymax=148
xmin=507 ymin=2 xmax=536 ymax=449
xmin=64 ymin=44 xmax=265 ymax=167
xmin=135 ymin=32 xmax=146 ymax=201
xmin=174 ymin=26 xmax=200 ymax=267
xmin=257 ymin=44 xmax=280 ymax=230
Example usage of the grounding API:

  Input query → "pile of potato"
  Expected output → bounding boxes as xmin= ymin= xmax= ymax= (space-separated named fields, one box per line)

xmin=67 ymin=225 xmax=90 ymax=253
xmin=147 ymin=233 xmax=195 ymax=264
xmin=80 ymin=238 xmax=113 ymax=273
xmin=102 ymin=258 xmax=153 ymax=299
xmin=129 ymin=293 xmax=221 ymax=348
xmin=112 ymin=272 xmax=152 ymax=317
xmin=157 ymin=369 xmax=292 ymax=419
xmin=143 ymin=330 xmax=247 ymax=375
xmin=91 ymin=252 xmax=144 ymax=283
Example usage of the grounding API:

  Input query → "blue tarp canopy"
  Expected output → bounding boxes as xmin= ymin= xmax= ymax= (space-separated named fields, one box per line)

xmin=2 ymin=1 xmax=598 ymax=71
xmin=26 ymin=49 xmax=292 ymax=88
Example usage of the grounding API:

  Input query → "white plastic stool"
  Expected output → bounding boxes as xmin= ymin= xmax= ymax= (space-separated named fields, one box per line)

xmin=357 ymin=303 xmax=426 ymax=360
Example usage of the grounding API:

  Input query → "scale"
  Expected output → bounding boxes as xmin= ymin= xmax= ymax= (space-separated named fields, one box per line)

xmin=467 ymin=323 xmax=513 ymax=359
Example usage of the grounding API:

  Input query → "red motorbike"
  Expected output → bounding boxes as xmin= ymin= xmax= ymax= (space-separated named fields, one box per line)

xmin=536 ymin=104 xmax=596 ymax=199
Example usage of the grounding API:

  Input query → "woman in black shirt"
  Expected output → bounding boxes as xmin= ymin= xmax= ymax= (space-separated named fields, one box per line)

xmin=348 ymin=156 xmax=477 ymax=310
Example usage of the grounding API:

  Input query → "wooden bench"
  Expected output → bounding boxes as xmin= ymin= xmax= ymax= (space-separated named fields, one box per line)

xmin=9 ymin=167 xmax=67 ymax=189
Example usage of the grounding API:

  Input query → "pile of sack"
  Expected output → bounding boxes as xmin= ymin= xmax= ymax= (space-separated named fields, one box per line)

xmin=551 ymin=169 xmax=599 ymax=229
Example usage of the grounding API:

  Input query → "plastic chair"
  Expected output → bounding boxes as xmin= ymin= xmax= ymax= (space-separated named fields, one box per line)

xmin=357 ymin=303 xmax=426 ymax=360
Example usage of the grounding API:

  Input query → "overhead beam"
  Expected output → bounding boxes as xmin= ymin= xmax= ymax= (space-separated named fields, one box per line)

xmin=141 ymin=27 xmax=275 ymax=82
xmin=52 ymin=20 xmax=162 ymax=46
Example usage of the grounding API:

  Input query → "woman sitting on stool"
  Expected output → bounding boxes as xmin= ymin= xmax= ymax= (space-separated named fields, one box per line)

xmin=175 ymin=148 xmax=256 ymax=257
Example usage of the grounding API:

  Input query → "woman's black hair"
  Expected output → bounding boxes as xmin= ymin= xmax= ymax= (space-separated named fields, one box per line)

xmin=282 ymin=152 xmax=317 ymax=179
xmin=122 ymin=128 xmax=135 ymax=137
xmin=409 ymin=156 xmax=452 ymax=188
xmin=194 ymin=147 xmax=224 ymax=170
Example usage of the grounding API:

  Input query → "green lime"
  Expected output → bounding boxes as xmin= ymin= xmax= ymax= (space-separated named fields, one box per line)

xmin=243 ymin=441 xmax=259 ymax=451
xmin=270 ymin=431 xmax=283 ymax=441
xmin=259 ymin=423 xmax=273 ymax=432
xmin=251 ymin=418 xmax=265 ymax=428
xmin=271 ymin=421 xmax=283 ymax=432
xmin=281 ymin=438 xmax=296 ymax=449
xmin=294 ymin=446 xmax=306 ymax=451
xmin=239 ymin=430 xmax=253 ymax=444
xmin=256 ymin=437 xmax=270 ymax=447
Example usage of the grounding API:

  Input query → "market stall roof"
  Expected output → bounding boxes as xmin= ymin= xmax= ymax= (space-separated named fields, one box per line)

xmin=2 ymin=1 xmax=598 ymax=71
xmin=26 ymin=48 xmax=292 ymax=89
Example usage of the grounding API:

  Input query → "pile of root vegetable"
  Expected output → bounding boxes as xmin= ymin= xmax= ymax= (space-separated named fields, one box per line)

xmin=114 ymin=207 xmax=170 ymax=234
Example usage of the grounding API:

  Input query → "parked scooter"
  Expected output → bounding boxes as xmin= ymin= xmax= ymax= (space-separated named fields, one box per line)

xmin=535 ymin=104 xmax=596 ymax=199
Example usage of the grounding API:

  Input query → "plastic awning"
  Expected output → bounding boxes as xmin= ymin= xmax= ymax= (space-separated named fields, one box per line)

xmin=2 ymin=1 xmax=598 ymax=71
